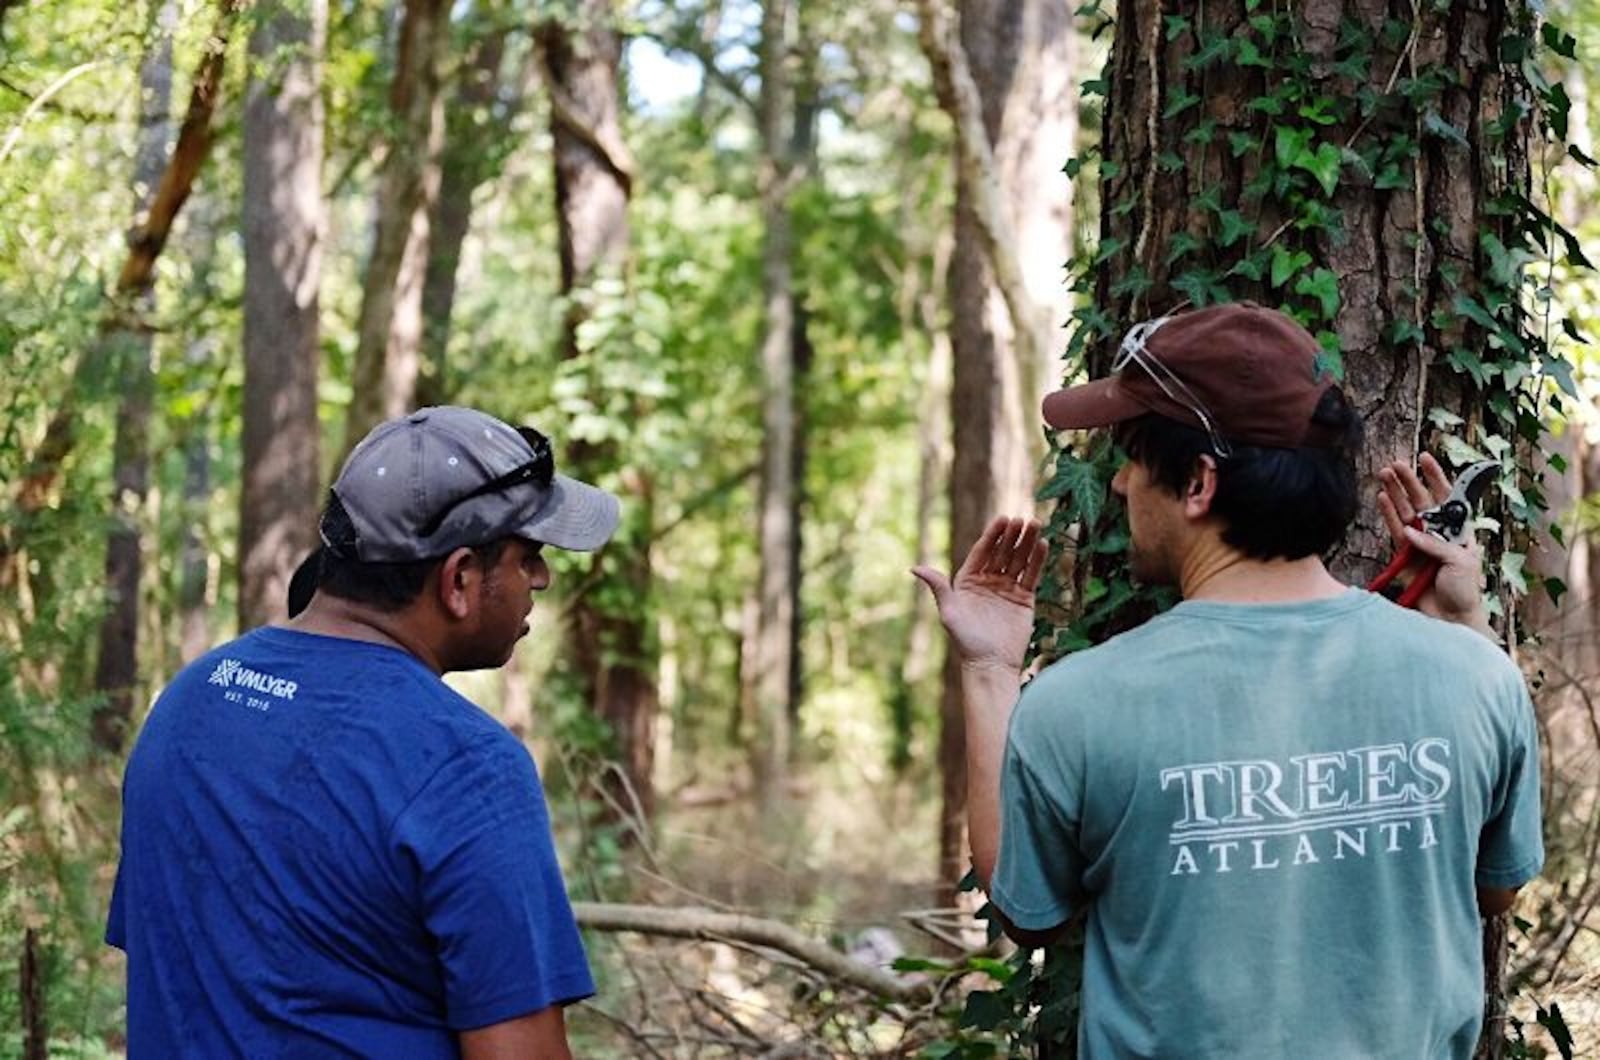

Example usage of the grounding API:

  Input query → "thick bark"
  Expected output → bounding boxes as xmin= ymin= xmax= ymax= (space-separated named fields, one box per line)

xmin=749 ymin=0 xmax=801 ymax=818
xmin=931 ymin=0 xmax=1076 ymax=889
xmin=239 ymin=0 xmax=325 ymax=630
xmin=341 ymin=0 xmax=447 ymax=458
xmin=1090 ymin=1 xmax=1531 ymax=1051
xmin=90 ymin=0 xmax=176 ymax=753
xmin=540 ymin=1 xmax=658 ymax=821
xmin=7 ymin=0 xmax=241 ymax=561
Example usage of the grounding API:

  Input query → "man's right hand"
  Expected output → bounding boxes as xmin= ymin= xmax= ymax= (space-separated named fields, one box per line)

xmin=1376 ymin=453 xmax=1492 ymax=632
xmin=913 ymin=516 xmax=1048 ymax=672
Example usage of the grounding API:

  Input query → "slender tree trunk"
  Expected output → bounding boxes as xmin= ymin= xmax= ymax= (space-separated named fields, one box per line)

xmin=539 ymin=0 xmax=658 ymax=822
xmin=342 ymin=0 xmax=447 ymax=458
xmin=89 ymin=0 xmax=176 ymax=753
xmin=417 ymin=23 xmax=521 ymax=407
xmin=927 ymin=0 xmax=1076 ymax=891
xmin=239 ymin=0 xmax=325 ymax=630
xmin=4 ymin=0 xmax=240 ymax=588
xmin=750 ymin=0 xmax=801 ymax=819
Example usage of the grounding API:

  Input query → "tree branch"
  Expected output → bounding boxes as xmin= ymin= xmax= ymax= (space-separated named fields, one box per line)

xmin=914 ymin=0 xmax=1049 ymax=402
xmin=572 ymin=902 xmax=932 ymax=1004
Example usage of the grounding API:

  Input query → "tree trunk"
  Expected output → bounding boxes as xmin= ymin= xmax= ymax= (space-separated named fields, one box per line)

xmin=539 ymin=0 xmax=658 ymax=822
xmin=89 ymin=0 xmax=176 ymax=753
xmin=239 ymin=0 xmax=325 ymax=630
xmin=341 ymin=0 xmax=447 ymax=458
xmin=930 ymin=0 xmax=1076 ymax=891
xmin=1086 ymin=1 xmax=1535 ymax=1051
xmin=417 ymin=23 xmax=522 ymax=407
xmin=750 ymin=0 xmax=801 ymax=820
xmin=4 ymin=0 xmax=240 ymax=589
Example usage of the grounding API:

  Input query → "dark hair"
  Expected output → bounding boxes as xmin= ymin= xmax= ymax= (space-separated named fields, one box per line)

xmin=1111 ymin=386 xmax=1363 ymax=561
xmin=314 ymin=498 xmax=509 ymax=612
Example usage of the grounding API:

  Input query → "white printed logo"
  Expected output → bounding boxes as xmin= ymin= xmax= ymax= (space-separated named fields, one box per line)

xmin=1161 ymin=738 xmax=1452 ymax=876
xmin=207 ymin=658 xmax=298 ymax=711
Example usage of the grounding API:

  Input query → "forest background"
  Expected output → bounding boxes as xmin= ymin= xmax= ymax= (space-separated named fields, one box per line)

xmin=2 ymin=0 xmax=1599 ymax=1055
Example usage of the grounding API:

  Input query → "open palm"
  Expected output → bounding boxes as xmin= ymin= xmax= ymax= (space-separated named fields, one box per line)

xmin=913 ymin=516 xmax=1048 ymax=671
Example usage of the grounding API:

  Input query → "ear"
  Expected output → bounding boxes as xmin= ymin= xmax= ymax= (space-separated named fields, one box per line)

xmin=1184 ymin=455 xmax=1219 ymax=519
xmin=435 ymin=547 xmax=483 ymax=620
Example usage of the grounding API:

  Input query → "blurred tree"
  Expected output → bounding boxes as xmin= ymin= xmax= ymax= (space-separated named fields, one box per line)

xmin=919 ymin=0 xmax=1076 ymax=891
xmin=749 ymin=0 xmax=802 ymax=819
xmin=342 ymin=0 xmax=448 ymax=457
xmin=538 ymin=0 xmax=660 ymax=821
xmin=239 ymin=0 xmax=326 ymax=629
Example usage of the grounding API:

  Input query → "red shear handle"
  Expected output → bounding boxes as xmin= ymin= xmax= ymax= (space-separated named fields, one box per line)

xmin=1367 ymin=517 xmax=1440 ymax=609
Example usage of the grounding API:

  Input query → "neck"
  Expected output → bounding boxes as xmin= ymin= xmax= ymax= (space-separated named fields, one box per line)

xmin=1179 ymin=538 xmax=1347 ymax=604
xmin=286 ymin=596 xmax=445 ymax=674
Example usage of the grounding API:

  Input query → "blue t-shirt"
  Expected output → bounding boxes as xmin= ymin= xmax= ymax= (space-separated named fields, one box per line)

xmin=107 ymin=627 xmax=594 ymax=1058
xmin=992 ymin=591 xmax=1543 ymax=1059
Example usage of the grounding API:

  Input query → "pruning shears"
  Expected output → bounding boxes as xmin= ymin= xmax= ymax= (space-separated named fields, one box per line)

xmin=1367 ymin=460 xmax=1498 ymax=609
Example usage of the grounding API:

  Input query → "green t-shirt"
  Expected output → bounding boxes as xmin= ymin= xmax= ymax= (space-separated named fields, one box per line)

xmin=993 ymin=589 xmax=1543 ymax=1059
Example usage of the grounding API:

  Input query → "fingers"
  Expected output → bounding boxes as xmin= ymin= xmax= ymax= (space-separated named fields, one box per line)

xmin=1418 ymin=452 xmax=1452 ymax=503
xmin=911 ymin=565 xmax=951 ymax=605
xmin=1401 ymin=526 xmax=1476 ymax=567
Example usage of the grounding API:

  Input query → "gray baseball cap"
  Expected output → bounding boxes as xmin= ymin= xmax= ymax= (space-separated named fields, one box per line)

xmin=322 ymin=407 xmax=620 ymax=561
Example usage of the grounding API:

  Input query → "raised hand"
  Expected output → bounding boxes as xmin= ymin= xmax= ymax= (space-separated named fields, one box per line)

xmin=1375 ymin=452 xmax=1487 ymax=626
xmin=912 ymin=516 xmax=1048 ymax=672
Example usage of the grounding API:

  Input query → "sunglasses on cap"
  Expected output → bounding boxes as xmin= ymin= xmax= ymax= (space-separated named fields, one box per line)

xmin=416 ymin=426 xmax=554 ymax=538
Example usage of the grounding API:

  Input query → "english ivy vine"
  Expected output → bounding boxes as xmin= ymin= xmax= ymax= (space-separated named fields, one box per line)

xmin=916 ymin=0 xmax=1590 ymax=1056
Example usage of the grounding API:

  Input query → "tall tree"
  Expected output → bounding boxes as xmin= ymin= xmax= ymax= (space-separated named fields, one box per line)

xmin=342 ymin=0 xmax=447 ymax=457
xmin=919 ymin=0 xmax=1076 ymax=887
xmin=89 ymin=0 xmax=177 ymax=752
xmin=239 ymin=0 xmax=326 ymax=629
xmin=1041 ymin=0 xmax=1568 ymax=1053
xmin=417 ymin=18 xmax=525 ymax=407
xmin=749 ymin=0 xmax=802 ymax=817
xmin=538 ymin=0 xmax=659 ymax=821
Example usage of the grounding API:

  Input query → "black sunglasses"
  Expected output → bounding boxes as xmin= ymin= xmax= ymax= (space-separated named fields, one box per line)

xmin=417 ymin=427 xmax=554 ymax=538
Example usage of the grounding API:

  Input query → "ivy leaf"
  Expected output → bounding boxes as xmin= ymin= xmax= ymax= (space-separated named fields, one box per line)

xmin=1293 ymin=267 xmax=1340 ymax=319
xmin=1163 ymin=13 xmax=1192 ymax=40
xmin=1162 ymin=90 xmax=1202 ymax=120
xmin=1439 ymin=434 xmax=1489 ymax=466
xmin=1541 ymin=24 xmax=1578 ymax=60
xmin=1227 ymin=131 xmax=1256 ymax=157
xmin=1274 ymin=126 xmax=1312 ymax=170
xmin=1427 ymin=406 xmax=1465 ymax=429
xmin=1500 ymin=551 xmax=1529 ymax=595
xmin=1422 ymin=111 xmax=1469 ymax=148
xmin=1217 ymin=209 xmax=1254 ymax=247
xmin=1568 ymin=144 xmax=1598 ymax=168
xmin=1544 ymin=577 xmax=1568 ymax=607
xmin=1038 ymin=455 xmax=1107 ymax=527
xmin=1298 ymin=142 xmax=1343 ymax=197
xmin=1270 ymin=245 xmax=1312 ymax=288
xmin=1543 ymin=354 xmax=1579 ymax=398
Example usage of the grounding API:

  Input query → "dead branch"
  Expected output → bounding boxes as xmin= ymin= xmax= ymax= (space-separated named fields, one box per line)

xmin=573 ymin=902 xmax=932 ymax=1004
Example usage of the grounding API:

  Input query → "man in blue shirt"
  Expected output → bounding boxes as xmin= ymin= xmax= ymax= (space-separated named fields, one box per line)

xmin=915 ymin=304 xmax=1543 ymax=1057
xmin=109 ymin=406 xmax=619 ymax=1058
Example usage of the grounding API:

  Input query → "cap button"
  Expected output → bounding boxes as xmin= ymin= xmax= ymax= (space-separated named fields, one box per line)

xmin=407 ymin=410 xmax=429 ymax=424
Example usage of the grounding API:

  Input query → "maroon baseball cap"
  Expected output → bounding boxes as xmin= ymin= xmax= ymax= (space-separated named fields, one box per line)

xmin=1042 ymin=302 xmax=1339 ymax=450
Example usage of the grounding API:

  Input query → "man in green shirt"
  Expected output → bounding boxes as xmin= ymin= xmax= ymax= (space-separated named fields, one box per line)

xmin=915 ymin=303 xmax=1542 ymax=1058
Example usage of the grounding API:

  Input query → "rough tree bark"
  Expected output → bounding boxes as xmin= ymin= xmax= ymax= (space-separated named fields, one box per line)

xmin=1088 ymin=1 xmax=1535 ymax=1053
xmin=341 ymin=0 xmax=447 ymax=458
xmin=239 ymin=0 xmax=325 ymax=630
xmin=89 ymin=0 xmax=176 ymax=752
xmin=923 ymin=0 xmax=1076 ymax=891
xmin=538 ymin=0 xmax=658 ymax=821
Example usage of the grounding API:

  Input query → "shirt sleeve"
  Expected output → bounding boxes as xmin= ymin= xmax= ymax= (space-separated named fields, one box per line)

xmin=989 ymin=709 xmax=1086 ymax=932
xmin=1476 ymin=676 xmax=1544 ymax=890
xmin=391 ymin=734 xmax=595 ymax=1030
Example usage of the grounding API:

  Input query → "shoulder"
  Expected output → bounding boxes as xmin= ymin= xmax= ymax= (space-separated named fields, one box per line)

xmin=1010 ymin=616 xmax=1184 ymax=747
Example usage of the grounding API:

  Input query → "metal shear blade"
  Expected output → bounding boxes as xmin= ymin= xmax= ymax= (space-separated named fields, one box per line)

xmin=1368 ymin=460 xmax=1498 ymax=609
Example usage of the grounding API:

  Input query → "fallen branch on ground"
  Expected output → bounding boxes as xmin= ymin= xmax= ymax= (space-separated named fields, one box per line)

xmin=573 ymin=902 xmax=932 ymax=1004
